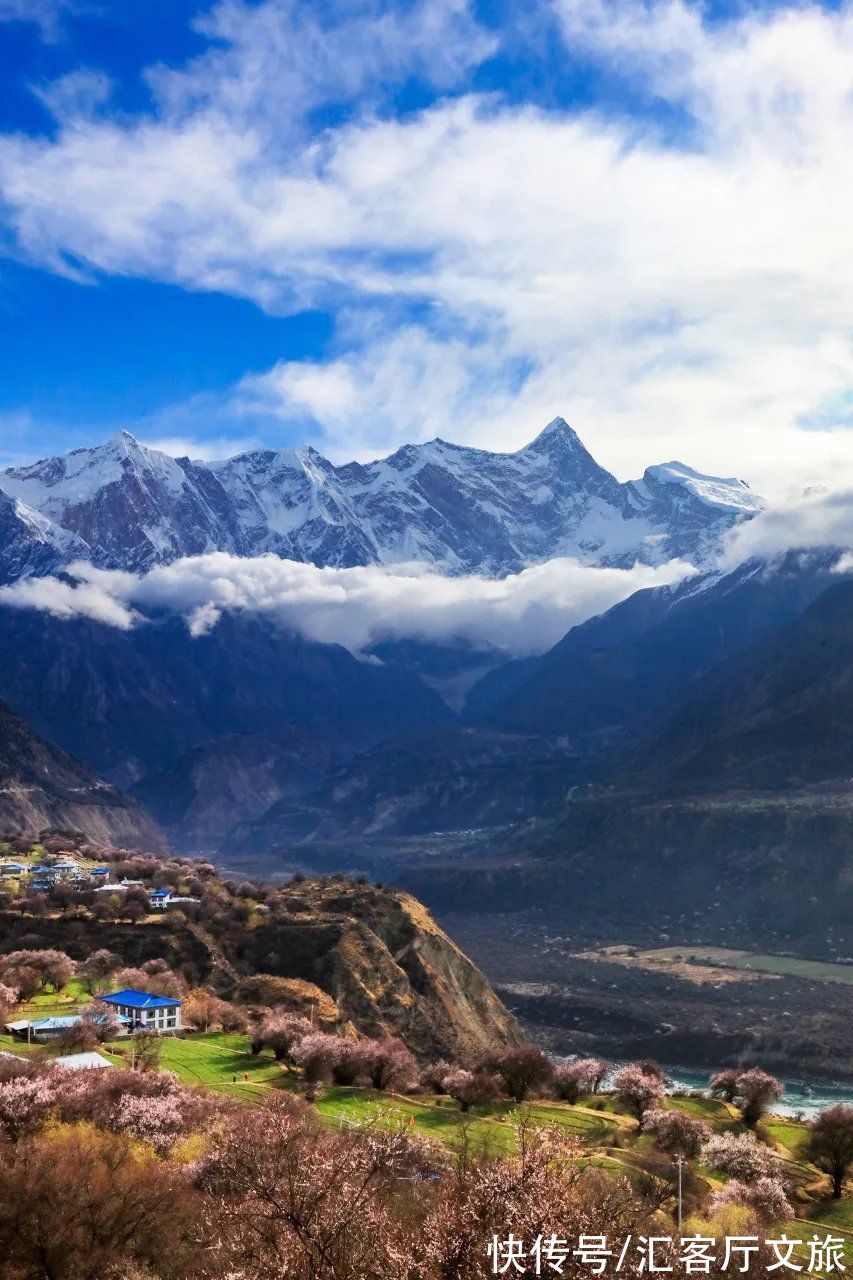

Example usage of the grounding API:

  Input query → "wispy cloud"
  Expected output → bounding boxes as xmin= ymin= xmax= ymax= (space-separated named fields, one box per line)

xmin=0 ymin=0 xmax=74 ymax=37
xmin=0 ymin=552 xmax=694 ymax=654
xmin=722 ymin=485 xmax=853 ymax=566
xmin=2 ymin=0 xmax=853 ymax=489
xmin=137 ymin=433 xmax=266 ymax=461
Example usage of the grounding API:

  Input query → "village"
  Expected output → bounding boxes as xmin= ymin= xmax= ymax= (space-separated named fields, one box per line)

xmin=0 ymin=833 xmax=851 ymax=1280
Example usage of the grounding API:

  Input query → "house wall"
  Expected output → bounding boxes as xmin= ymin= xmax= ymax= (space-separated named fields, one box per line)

xmin=111 ymin=1003 xmax=181 ymax=1032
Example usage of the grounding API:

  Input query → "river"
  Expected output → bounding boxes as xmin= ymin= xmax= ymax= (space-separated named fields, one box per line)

xmin=668 ymin=1068 xmax=853 ymax=1120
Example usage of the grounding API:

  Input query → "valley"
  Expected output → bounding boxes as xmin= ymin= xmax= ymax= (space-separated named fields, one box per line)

xmin=441 ymin=909 xmax=853 ymax=1082
xmin=0 ymin=424 xmax=849 ymax=1085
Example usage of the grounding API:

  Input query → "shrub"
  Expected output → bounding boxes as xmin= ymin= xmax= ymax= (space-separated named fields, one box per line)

xmin=442 ymin=1068 xmax=500 ymax=1112
xmin=709 ymin=1067 xmax=740 ymax=1103
xmin=612 ymin=1064 xmax=665 ymax=1122
xmin=420 ymin=1060 xmax=454 ymax=1094
xmin=804 ymin=1103 xmax=853 ymax=1198
xmin=0 ymin=1125 xmax=198 ymax=1280
xmin=553 ymin=1058 xmax=608 ymax=1104
xmin=701 ymin=1130 xmax=779 ymax=1181
xmin=361 ymin=1038 xmax=418 ymax=1093
xmin=710 ymin=1176 xmax=793 ymax=1224
xmin=734 ymin=1068 xmax=784 ymax=1126
xmin=292 ymin=1032 xmax=339 ymax=1086
xmin=483 ymin=1046 xmax=554 ymax=1103
xmin=641 ymin=1108 xmax=711 ymax=1157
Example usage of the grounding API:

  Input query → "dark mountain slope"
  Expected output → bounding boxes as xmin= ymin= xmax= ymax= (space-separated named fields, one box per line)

xmin=0 ymin=699 xmax=165 ymax=850
xmin=224 ymin=728 xmax=583 ymax=852
xmin=472 ymin=554 xmax=836 ymax=743
xmin=402 ymin=577 xmax=853 ymax=953
xmin=223 ymin=555 xmax=839 ymax=850
xmin=0 ymin=607 xmax=451 ymax=790
xmin=637 ymin=575 xmax=853 ymax=791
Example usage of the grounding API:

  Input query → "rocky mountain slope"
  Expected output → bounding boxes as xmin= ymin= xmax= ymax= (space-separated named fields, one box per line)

xmin=230 ymin=879 xmax=524 ymax=1060
xmin=0 ymin=419 xmax=761 ymax=580
xmin=0 ymin=699 xmax=166 ymax=850
xmin=0 ymin=870 xmax=522 ymax=1061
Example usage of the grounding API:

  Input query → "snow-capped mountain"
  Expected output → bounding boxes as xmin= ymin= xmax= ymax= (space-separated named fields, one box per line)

xmin=0 ymin=418 xmax=762 ymax=582
xmin=0 ymin=487 xmax=89 ymax=582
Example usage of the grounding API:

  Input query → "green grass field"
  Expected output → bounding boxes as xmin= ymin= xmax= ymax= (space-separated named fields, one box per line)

xmin=16 ymin=978 xmax=90 ymax=1018
xmin=642 ymin=947 xmax=853 ymax=985
xmin=3 ymin=1021 xmax=851 ymax=1231
xmin=102 ymin=1031 xmax=286 ymax=1103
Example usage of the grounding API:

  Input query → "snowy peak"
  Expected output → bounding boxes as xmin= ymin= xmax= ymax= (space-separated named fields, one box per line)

xmin=640 ymin=461 xmax=762 ymax=514
xmin=522 ymin=416 xmax=585 ymax=454
xmin=0 ymin=420 xmax=763 ymax=583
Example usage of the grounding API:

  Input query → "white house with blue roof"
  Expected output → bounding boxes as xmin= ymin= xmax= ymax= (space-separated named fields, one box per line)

xmin=98 ymin=989 xmax=182 ymax=1033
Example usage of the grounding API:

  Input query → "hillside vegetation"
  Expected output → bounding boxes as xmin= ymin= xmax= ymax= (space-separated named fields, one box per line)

xmin=0 ymin=834 xmax=520 ymax=1061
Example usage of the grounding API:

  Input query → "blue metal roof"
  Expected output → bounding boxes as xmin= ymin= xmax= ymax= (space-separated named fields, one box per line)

xmin=100 ymin=989 xmax=181 ymax=1010
xmin=149 ymin=889 xmax=171 ymax=897
xmin=30 ymin=1012 xmax=130 ymax=1030
xmin=91 ymin=867 xmax=110 ymax=874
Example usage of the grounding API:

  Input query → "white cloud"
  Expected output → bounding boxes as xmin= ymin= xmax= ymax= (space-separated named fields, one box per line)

xmin=151 ymin=0 xmax=496 ymax=138
xmin=138 ymin=433 xmax=265 ymax=461
xmin=722 ymin=485 xmax=853 ymax=566
xmin=0 ymin=574 xmax=137 ymax=629
xmin=231 ymin=326 xmax=524 ymax=459
xmin=0 ymin=0 xmax=72 ymax=36
xmin=2 ymin=0 xmax=853 ymax=489
xmin=0 ymin=552 xmax=694 ymax=654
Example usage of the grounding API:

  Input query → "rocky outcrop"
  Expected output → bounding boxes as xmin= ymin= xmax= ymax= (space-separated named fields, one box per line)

xmin=0 ymin=870 xmax=521 ymax=1062
xmin=228 ymin=880 xmax=523 ymax=1061
xmin=0 ymin=699 xmax=167 ymax=852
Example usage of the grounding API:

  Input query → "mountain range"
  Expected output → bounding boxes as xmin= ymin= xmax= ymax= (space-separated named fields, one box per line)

xmin=0 ymin=419 xmax=761 ymax=581
xmin=0 ymin=418 xmax=849 ymax=968
xmin=218 ymin=550 xmax=843 ymax=851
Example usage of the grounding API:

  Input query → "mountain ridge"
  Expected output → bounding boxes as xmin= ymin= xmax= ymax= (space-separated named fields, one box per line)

xmin=0 ymin=698 xmax=166 ymax=851
xmin=0 ymin=419 xmax=762 ymax=582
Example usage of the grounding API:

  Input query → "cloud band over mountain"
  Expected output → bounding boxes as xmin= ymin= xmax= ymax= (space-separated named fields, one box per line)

xmin=0 ymin=554 xmax=694 ymax=656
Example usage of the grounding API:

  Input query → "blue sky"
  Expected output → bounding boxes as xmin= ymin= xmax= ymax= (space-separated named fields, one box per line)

xmin=0 ymin=0 xmax=851 ymax=495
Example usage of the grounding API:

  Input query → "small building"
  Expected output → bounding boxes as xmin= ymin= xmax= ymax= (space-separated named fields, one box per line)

xmin=98 ymin=989 xmax=182 ymax=1033
xmin=166 ymin=895 xmax=200 ymax=907
xmin=6 ymin=1012 xmax=130 ymax=1041
xmin=52 ymin=860 xmax=82 ymax=874
xmin=28 ymin=861 xmax=84 ymax=884
xmin=89 ymin=867 xmax=111 ymax=880
xmin=93 ymin=883 xmax=128 ymax=893
xmin=120 ymin=878 xmax=144 ymax=888
xmin=26 ymin=1015 xmax=84 ymax=1042
xmin=55 ymin=1051 xmax=114 ymax=1071
xmin=148 ymin=889 xmax=171 ymax=910
xmin=0 ymin=862 xmax=27 ymax=877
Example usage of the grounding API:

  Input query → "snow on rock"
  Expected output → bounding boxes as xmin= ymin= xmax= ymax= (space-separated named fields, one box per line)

xmin=0 ymin=418 xmax=763 ymax=583
xmin=640 ymin=461 xmax=762 ymax=514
